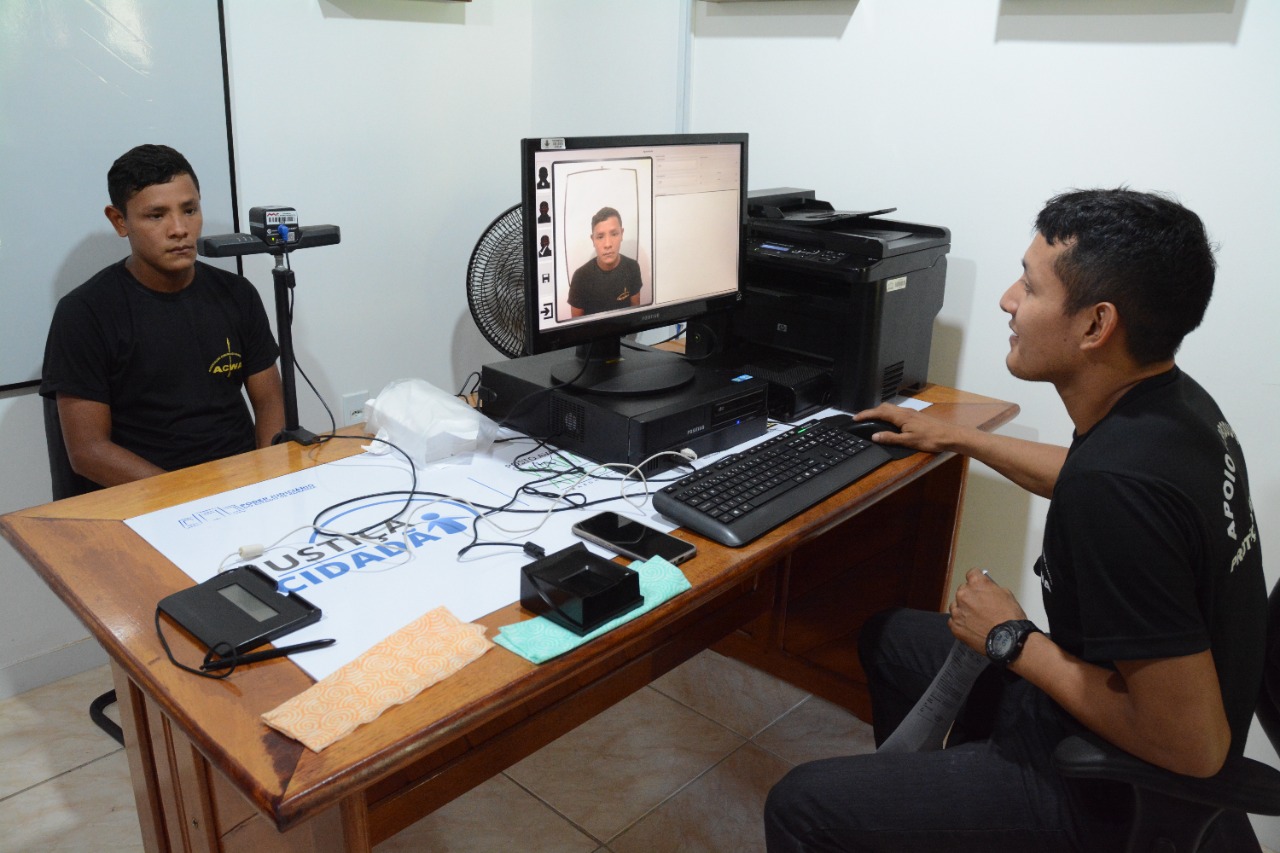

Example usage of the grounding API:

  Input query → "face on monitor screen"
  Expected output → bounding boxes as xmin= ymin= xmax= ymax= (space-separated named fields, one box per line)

xmin=525 ymin=136 xmax=745 ymax=351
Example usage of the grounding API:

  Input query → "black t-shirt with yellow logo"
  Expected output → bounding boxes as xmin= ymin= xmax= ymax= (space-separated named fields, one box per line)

xmin=41 ymin=259 xmax=280 ymax=473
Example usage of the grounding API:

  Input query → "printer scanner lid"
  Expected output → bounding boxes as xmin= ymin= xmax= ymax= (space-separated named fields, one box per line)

xmin=747 ymin=188 xmax=949 ymax=260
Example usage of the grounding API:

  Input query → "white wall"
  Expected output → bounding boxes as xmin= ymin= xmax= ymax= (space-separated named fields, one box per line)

xmin=530 ymin=0 xmax=692 ymax=137
xmin=223 ymin=0 xmax=692 ymax=427
xmin=224 ymin=0 xmax=534 ymax=425
xmin=688 ymin=0 xmax=1279 ymax=842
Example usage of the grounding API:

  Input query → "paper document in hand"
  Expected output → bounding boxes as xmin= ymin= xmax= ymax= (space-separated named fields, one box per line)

xmin=877 ymin=640 xmax=990 ymax=753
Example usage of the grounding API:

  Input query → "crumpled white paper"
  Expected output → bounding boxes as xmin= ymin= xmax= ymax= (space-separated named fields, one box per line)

xmin=363 ymin=378 xmax=496 ymax=467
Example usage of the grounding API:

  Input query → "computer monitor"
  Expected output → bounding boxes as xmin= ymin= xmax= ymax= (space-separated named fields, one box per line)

xmin=521 ymin=133 xmax=747 ymax=395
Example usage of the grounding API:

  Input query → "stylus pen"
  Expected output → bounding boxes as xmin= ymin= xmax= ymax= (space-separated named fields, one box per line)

xmin=200 ymin=638 xmax=336 ymax=671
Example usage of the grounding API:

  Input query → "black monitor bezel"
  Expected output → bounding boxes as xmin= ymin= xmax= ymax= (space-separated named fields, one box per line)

xmin=520 ymin=132 xmax=748 ymax=356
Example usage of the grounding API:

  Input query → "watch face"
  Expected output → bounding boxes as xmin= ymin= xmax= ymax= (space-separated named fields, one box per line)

xmin=989 ymin=625 xmax=1015 ymax=659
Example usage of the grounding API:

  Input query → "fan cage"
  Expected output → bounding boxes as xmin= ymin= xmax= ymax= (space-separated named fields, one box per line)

xmin=467 ymin=204 xmax=527 ymax=358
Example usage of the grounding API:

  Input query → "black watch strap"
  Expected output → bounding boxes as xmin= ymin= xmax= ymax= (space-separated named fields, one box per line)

xmin=985 ymin=619 xmax=1041 ymax=665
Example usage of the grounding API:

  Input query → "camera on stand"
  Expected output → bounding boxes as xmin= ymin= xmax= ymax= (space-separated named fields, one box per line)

xmin=250 ymin=206 xmax=300 ymax=247
xmin=199 ymin=207 xmax=339 ymax=257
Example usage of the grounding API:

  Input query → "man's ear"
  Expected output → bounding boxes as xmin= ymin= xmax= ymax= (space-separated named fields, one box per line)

xmin=104 ymin=205 xmax=128 ymax=238
xmin=1080 ymin=301 xmax=1120 ymax=351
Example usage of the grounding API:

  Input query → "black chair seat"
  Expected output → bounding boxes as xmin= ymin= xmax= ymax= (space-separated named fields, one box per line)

xmin=1055 ymin=731 xmax=1280 ymax=816
xmin=1052 ymin=580 xmax=1280 ymax=852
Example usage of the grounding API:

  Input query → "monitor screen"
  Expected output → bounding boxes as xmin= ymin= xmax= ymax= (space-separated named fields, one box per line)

xmin=521 ymin=133 xmax=747 ymax=394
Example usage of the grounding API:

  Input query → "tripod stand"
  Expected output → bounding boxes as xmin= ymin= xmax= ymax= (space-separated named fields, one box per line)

xmin=270 ymin=253 xmax=317 ymax=446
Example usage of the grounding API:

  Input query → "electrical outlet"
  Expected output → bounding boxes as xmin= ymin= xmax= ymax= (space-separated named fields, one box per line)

xmin=341 ymin=390 xmax=369 ymax=426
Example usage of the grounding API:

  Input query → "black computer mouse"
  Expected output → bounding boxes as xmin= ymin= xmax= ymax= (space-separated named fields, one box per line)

xmin=848 ymin=418 xmax=899 ymax=439
xmin=849 ymin=419 xmax=916 ymax=459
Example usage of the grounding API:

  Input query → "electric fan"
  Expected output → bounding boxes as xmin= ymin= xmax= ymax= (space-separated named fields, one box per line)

xmin=466 ymin=204 xmax=527 ymax=358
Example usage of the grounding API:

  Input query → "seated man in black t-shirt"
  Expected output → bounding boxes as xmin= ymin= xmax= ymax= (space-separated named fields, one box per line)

xmin=765 ymin=189 xmax=1266 ymax=852
xmin=566 ymin=206 xmax=643 ymax=316
xmin=40 ymin=144 xmax=284 ymax=489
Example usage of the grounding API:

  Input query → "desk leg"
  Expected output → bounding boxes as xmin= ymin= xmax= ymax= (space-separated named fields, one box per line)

xmin=219 ymin=794 xmax=371 ymax=853
xmin=322 ymin=797 xmax=372 ymax=853
xmin=113 ymin=662 xmax=224 ymax=851
xmin=111 ymin=662 xmax=373 ymax=853
xmin=112 ymin=662 xmax=169 ymax=852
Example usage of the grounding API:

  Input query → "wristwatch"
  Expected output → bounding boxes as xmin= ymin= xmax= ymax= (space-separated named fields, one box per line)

xmin=985 ymin=619 xmax=1041 ymax=665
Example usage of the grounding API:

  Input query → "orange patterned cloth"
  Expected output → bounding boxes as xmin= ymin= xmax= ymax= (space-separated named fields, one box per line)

xmin=262 ymin=606 xmax=492 ymax=752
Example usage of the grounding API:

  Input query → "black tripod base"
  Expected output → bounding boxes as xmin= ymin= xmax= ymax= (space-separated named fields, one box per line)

xmin=273 ymin=426 xmax=319 ymax=446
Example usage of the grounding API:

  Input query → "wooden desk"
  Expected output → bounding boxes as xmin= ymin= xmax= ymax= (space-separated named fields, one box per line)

xmin=1 ymin=385 xmax=1015 ymax=852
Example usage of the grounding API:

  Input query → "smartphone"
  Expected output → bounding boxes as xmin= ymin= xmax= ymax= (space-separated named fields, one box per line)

xmin=571 ymin=512 xmax=697 ymax=565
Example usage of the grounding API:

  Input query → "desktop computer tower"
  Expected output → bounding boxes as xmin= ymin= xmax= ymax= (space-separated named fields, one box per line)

xmin=477 ymin=348 xmax=769 ymax=471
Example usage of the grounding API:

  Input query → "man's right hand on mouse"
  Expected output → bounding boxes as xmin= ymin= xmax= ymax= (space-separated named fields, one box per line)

xmin=855 ymin=403 xmax=970 ymax=455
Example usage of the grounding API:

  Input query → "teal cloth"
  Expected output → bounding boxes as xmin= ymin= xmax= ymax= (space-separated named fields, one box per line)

xmin=495 ymin=555 xmax=691 ymax=664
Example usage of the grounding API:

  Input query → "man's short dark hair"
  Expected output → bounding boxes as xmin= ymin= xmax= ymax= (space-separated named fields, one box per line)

xmin=1035 ymin=188 xmax=1216 ymax=365
xmin=591 ymin=206 xmax=622 ymax=231
xmin=107 ymin=144 xmax=200 ymax=211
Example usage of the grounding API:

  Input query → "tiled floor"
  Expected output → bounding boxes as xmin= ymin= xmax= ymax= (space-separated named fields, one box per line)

xmin=5 ymin=657 xmax=1271 ymax=853
xmin=0 ymin=649 xmax=876 ymax=852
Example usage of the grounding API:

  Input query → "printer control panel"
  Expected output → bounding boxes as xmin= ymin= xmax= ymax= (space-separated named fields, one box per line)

xmin=746 ymin=238 xmax=847 ymax=265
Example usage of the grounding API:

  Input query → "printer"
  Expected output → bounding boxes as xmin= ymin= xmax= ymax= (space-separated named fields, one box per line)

xmin=718 ymin=188 xmax=949 ymax=418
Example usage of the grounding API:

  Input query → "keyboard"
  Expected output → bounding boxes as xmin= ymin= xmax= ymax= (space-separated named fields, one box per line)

xmin=652 ymin=415 xmax=894 ymax=547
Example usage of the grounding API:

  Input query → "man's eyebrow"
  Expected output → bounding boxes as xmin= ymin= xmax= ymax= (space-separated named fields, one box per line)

xmin=1020 ymin=258 xmax=1040 ymax=288
xmin=137 ymin=196 xmax=199 ymax=212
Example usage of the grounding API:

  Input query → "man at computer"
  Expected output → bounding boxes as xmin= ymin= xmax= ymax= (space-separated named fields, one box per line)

xmin=567 ymin=206 xmax=644 ymax=317
xmin=764 ymin=189 xmax=1265 ymax=852
xmin=41 ymin=144 xmax=284 ymax=490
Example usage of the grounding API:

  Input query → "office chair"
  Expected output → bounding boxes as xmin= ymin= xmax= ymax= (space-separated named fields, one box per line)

xmin=41 ymin=396 xmax=122 ymax=746
xmin=1053 ymin=580 xmax=1280 ymax=853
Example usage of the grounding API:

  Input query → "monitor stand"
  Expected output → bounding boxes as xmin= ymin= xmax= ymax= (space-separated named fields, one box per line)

xmin=549 ymin=338 xmax=695 ymax=396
